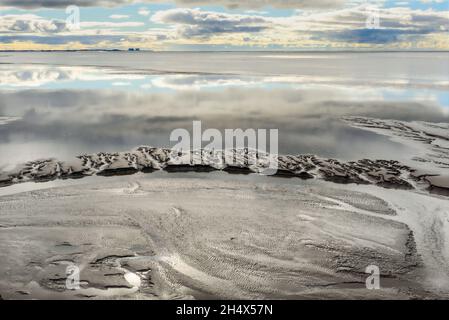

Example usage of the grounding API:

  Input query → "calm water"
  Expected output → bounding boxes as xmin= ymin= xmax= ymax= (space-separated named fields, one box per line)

xmin=0 ymin=52 xmax=448 ymax=170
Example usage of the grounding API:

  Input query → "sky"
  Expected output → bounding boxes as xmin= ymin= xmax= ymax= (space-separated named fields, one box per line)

xmin=0 ymin=0 xmax=447 ymax=51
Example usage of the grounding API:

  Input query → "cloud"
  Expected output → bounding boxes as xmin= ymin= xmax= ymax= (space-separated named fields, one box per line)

xmin=288 ymin=5 xmax=449 ymax=31
xmin=0 ymin=13 xmax=142 ymax=47
xmin=0 ymin=14 xmax=142 ymax=34
xmin=319 ymin=28 xmax=414 ymax=44
xmin=152 ymin=8 xmax=269 ymax=37
xmin=167 ymin=0 xmax=345 ymax=9
xmin=0 ymin=5 xmax=448 ymax=50
xmin=147 ymin=5 xmax=449 ymax=46
xmin=0 ymin=0 xmax=345 ymax=9
xmin=302 ymin=6 xmax=449 ymax=44
xmin=0 ymin=14 xmax=67 ymax=33
xmin=420 ymin=0 xmax=445 ymax=3
xmin=138 ymin=7 xmax=151 ymax=16
xmin=110 ymin=14 xmax=130 ymax=19
xmin=0 ymin=34 xmax=125 ymax=45
xmin=81 ymin=21 xmax=144 ymax=28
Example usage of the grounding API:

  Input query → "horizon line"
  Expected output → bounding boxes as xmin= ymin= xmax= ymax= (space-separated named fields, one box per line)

xmin=1 ymin=49 xmax=448 ymax=53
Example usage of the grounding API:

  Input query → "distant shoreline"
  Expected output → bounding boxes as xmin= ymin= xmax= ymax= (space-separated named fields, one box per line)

xmin=0 ymin=50 xmax=448 ymax=53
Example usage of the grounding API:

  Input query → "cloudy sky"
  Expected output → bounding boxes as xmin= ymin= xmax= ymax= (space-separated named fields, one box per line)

xmin=0 ymin=0 xmax=448 ymax=50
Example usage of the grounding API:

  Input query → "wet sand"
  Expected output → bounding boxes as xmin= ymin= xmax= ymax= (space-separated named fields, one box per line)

xmin=1 ymin=174 xmax=447 ymax=299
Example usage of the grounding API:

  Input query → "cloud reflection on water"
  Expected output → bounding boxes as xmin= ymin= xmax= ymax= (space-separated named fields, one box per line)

xmin=0 ymin=57 xmax=448 ymax=168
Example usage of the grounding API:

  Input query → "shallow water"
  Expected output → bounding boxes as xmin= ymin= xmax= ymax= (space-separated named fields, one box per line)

xmin=0 ymin=52 xmax=448 ymax=169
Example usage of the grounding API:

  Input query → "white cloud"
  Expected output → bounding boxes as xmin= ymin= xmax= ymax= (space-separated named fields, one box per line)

xmin=81 ymin=21 xmax=144 ymax=28
xmin=420 ymin=0 xmax=444 ymax=3
xmin=110 ymin=14 xmax=129 ymax=19
xmin=0 ymin=65 xmax=145 ymax=87
xmin=0 ymin=14 xmax=67 ymax=33
xmin=138 ymin=7 xmax=151 ymax=17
